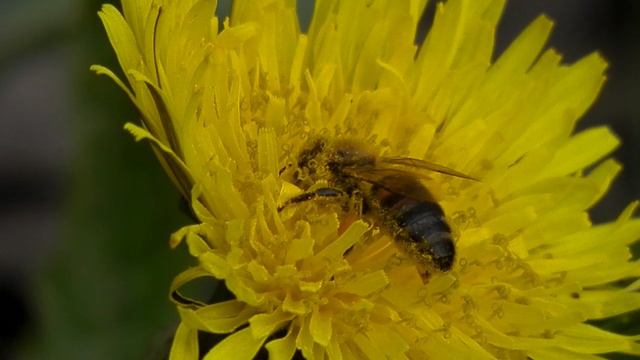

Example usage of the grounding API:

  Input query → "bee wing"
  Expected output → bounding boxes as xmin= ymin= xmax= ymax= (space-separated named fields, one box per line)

xmin=380 ymin=157 xmax=479 ymax=181
xmin=344 ymin=167 xmax=435 ymax=201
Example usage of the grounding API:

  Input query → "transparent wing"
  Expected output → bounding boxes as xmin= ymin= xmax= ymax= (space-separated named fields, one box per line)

xmin=344 ymin=167 xmax=435 ymax=201
xmin=379 ymin=157 xmax=479 ymax=181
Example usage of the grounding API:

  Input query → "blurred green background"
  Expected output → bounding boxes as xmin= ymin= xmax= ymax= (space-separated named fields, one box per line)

xmin=0 ymin=0 xmax=638 ymax=359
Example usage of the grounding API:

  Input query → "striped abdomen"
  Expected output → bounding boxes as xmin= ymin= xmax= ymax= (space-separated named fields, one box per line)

xmin=376 ymin=184 xmax=455 ymax=272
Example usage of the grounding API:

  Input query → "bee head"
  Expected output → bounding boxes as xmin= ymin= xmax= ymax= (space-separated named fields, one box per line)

xmin=297 ymin=138 xmax=326 ymax=171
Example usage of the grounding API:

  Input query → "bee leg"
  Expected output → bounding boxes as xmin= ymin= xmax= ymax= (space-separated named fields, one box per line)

xmin=347 ymin=190 xmax=364 ymax=216
xmin=278 ymin=187 xmax=345 ymax=211
xmin=339 ymin=191 xmax=367 ymax=240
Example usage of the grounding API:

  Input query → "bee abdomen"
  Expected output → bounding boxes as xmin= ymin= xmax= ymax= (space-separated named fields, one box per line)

xmin=395 ymin=201 xmax=448 ymax=231
xmin=392 ymin=200 xmax=455 ymax=272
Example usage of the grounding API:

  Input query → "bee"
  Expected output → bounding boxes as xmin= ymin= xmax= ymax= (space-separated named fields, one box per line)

xmin=280 ymin=137 xmax=477 ymax=274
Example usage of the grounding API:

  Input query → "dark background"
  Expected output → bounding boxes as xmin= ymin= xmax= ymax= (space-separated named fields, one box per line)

xmin=0 ymin=0 xmax=638 ymax=359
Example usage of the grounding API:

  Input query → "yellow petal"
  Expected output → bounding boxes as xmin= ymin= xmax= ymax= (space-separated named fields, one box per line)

xmin=266 ymin=326 xmax=298 ymax=360
xmin=309 ymin=308 xmax=332 ymax=346
xmin=528 ymin=348 xmax=604 ymax=360
xmin=195 ymin=300 xmax=256 ymax=333
xmin=490 ymin=15 xmax=553 ymax=80
xmin=98 ymin=4 xmax=143 ymax=80
xmin=315 ymin=220 xmax=369 ymax=261
xmin=540 ymin=127 xmax=619 ymax=178
xmin=202 ymin=326 xmax=267 ymax=360
xmin=169 ymin=322 xmax=199 ymax=360
xmin=579 ymin=290 xmax=640 ymax=320
xmin=249 ymin=310 xmax=295 ymax=339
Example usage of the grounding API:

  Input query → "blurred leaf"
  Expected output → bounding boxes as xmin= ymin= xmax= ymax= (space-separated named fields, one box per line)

xmin=24 ymin=0 xmax=193 ymax=358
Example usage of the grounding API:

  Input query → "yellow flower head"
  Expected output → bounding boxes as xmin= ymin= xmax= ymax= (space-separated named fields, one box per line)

xmin=94 ymin=0 xmax=640 ymax=359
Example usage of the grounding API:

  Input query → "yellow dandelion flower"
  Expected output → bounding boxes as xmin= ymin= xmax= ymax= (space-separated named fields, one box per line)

xmin=93 ymin=0 xmax=640 ymax=359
